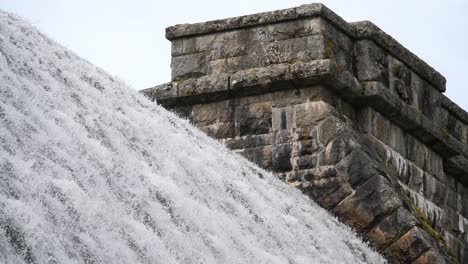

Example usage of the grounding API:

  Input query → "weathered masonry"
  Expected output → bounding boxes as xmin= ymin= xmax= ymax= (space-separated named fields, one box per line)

xmin=142 ymin=4 xmax=468 ymax=263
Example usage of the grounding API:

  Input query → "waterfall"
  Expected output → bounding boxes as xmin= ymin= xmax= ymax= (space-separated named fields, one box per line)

xmin=0 ymin=10 xmax=384 ymax=264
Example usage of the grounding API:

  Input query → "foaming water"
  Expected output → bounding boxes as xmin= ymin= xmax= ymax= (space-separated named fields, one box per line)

xmin=0 ymin=10 xmax=384 ymax=264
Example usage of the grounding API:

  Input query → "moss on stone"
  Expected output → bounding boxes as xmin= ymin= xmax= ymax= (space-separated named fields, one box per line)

xmin=325 ymin=39 xmax=335 ymax=60
xmin=413 ymin=205 xmax=444 ymax=243
xmin=397 ymin=184 xmax=460 ymax=262
xmin=175 ymin=78 xmax=190 ymax=85
xmin=440 ymin=127 xmax=451 ymax=142
xmin=186 ymin=88 xmax=195 ymax=96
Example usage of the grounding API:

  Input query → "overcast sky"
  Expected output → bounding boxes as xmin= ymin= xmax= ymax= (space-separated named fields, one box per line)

xmin=1 ymin=0 xmax=467 ymax=109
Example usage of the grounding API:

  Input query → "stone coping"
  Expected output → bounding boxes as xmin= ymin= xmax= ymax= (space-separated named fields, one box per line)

xmin=165 ymin=4 xmax=353 ymax=40
xmin=165 ymin=3 xmax=446 ymax=92
xmin=441 ymin=95 xmax=468 ymax=125
xmin=352 ymin=21 xmax=446 ymax=91
xmin=142 ymin=60 xmax=468 ymax=177
xmin=359 ymin=82 xmax=468 ymax=164
xmin=142 ymin=59 xmax=361 ymax=106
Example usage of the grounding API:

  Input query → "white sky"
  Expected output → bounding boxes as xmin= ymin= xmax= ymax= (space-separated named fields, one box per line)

xmin=1 ymin=0 xmax=467 ymax=109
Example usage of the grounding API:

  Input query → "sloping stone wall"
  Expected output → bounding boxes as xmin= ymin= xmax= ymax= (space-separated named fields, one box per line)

xmin=143 ymin=4 xmax=468 ymax=263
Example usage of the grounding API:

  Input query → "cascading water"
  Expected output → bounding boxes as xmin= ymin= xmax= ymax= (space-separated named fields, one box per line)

xmin=0 ymin=10 xmax=385 ymax=264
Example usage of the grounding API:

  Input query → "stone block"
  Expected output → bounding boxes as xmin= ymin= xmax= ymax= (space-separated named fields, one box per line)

xmin=223 ymin=138 xmax=243 ymax=150
xmin=246 ymin=134 xmax=274 ymax=149
xmin=204 ymin=30 xmax=249 ymax=61
xmin=317 ymin=133 xmax=357 ymax=166
xmin=388 ymin=122 xmax=407 ymax=157
xmin=337 ymin=149 xmax=380 ymax=189
xmin=207 ymin=59 xmax=228 ymax=75
xmin=237 ymin=93 xmax=271 ymax=106
xmin=271 ymin=87 xmax=318 ymax=108
xmin=333 ymin=96 xmax=356 ymax=122
xmin=293 ymin=154 xmax=318 ymax=170
xmin=362 ymin=133 xmax=387 ymax=165
xmin=229 ymin=63 xmax=291 ymax=94
xmin=251 ymin=35 xmax=326 ymax=67
xmin=171 ymin=105 xmax=193 ymax=120
xmin=238 ymin=146 xmax=272 ymax=169
xmin=253 ymin=17 xmax=325 ymax=42
xmin=179 ymin=37 xmax=196 ymax=55
xmin=271 ymin=144 xmax=292 ymax=172
xmin=422 ymin=173 xmax=446 ymax=207
xmin=186 ymin=33 xmax=216 ymax=54
xmin=199 ymin=122 xmax=235 ymax=139
xmin=321 ymin=19 xmax=353 ymax=52
xmin=410 ymin=72 xmax=441 ymax=122
xmin=444 ymin=232 xmax=464 ymax=262
xmin=370 ymin=109 xmax=391 ymax=146
xmin=226 ymin=55 xmax=258 ymax=73
xmin=463 ymin=217 xmax=468 ymax=243
xmin=272 ymin=106 xmax=294 ymax=131
xmin=177 ymin=74 xmax=229 ymax=98
xmin=317 ymin=116 xmax=345 ymax=145
xmin=463 ymin=123 xmax=468 ymax=145
xmin=406 ymin=135 xmax=426 ymax=170
xmin=171 ymin=52 xmax=207 ymax=81
xmin=224 ymin=134 xmax=273 ymax=150
xmin=447 ymin=112 xmax=464 ymax=141
xmin=301 ymin=166 xmax=353 ymax=209
xmin=383 ymin=147 xmax=411 ymax=185
xmin=192 ymin=103 xmax=222 ymax=126
xmin=171 ymin=39 xmax=183 ymax=56
xmin=384 ymin=227 xmax=436 ymax=263
xmin=425 ymin=150 xmax=444 ymax=183
xmin=412 ymin=249 xmax=450 ymax=264
xmin=293 ymin=127 xmax=317 ymax=141
xmin=457 ymin=183 xmax=468 ymax=219
xmin=360 ymin=108 xmax=389 ymax=145
xmin=440 ymin=107 xmax=449 ymax=130
xmin=333 ymin=175 xmax=402 ymax=231
xmin=442 ymin=208 xmax=461 ymax=235
xmin=445 ymin=185 xmax=458 ymax=211
xmin=388 ymin=56 xmax=412 ymax=104
xmin=274 ymin=130 xmax=292 ymax=144
xmin=235 ymin=102 xmax=272 ymax=136
xmin=213 ymin=33 xmax=331 ymax=73
xmin=366 ymin=207 xmax=418 ymax=250
xmin=354 ymin=40 xmax=389 ymax=86
xmin=321 ymin=36 xmax=353 ymax=72
xmin=141 ymin=82 xmax=177 ymax=102
xmin=295 ymin=168 xmax=315 ymax=182
xmin=292 ymin=139 xmax=319 ymax=156
xmin=294 ymin=101 xmax=334 ymax=128
xmin=310 ymin=182 xmax=353 ymax=210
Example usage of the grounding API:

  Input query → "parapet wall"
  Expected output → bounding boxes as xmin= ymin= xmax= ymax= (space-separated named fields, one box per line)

xmin=143 ymin=4 xmax=468 ymax=263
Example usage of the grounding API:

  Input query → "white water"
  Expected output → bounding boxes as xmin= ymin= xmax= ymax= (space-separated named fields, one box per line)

xmin=0 ymin=10 xmax=385 ymax=264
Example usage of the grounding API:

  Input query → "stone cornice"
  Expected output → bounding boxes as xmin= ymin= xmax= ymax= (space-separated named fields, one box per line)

xmin=142 ymin=60 xmax=468 ymax=178
xmin=141 ymin=60 xmax=360 ymax=106
xmin=165 ymin=4 xmax=353 ymax=40
xmin=165 ymin=3 xmax=446 ymax=91
xmin=352 ymin=21 xmax=446 ymax=92
xmin=441 ymin=94 xmax=468 ymax=125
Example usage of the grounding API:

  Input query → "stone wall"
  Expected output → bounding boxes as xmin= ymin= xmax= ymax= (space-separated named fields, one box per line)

xmin=143 ymin=4 xmax=468 ymax=263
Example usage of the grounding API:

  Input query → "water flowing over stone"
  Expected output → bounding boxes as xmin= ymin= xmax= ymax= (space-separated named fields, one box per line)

xmin=0 ymin=10 xmax=385 ymax=264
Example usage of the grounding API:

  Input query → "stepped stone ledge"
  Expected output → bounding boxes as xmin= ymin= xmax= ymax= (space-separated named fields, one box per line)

xmin=143 ymin=3 xmax=468 ymax=263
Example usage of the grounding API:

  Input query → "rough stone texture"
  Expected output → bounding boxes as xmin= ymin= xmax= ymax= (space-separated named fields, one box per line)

xmin=143 ymin=4 xmax=468 ymax=264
